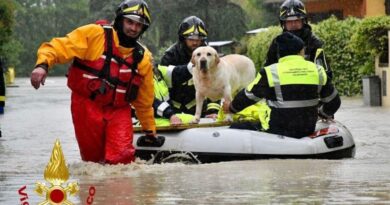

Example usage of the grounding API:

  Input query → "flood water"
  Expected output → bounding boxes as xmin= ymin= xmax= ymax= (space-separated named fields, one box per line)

xmin=1 ymin=77 xmax=390 ymax=204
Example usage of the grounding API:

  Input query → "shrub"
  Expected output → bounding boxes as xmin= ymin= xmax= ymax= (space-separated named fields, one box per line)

xmin=246 ymin=26 xmax=281 ymax=71
xmin=313 ymin=17 xmax=365 ymax=96
xmin=350 ymin=16 xmax=390 ymax=74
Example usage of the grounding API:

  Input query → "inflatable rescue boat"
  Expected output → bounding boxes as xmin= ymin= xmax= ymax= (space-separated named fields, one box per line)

xmin=134 ymin=120 xmax=355 ymax=163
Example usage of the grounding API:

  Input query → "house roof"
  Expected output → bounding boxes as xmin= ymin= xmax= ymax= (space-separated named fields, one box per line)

xmin=264 ymin=0 xmax=284 ymax=3
xmin=264 ymin=0 xmax=316 ymax=3
xmin=246 ymin=28 xmax=269 ymax=34
xmin=208 ymin=41 xmax=235 ymax=47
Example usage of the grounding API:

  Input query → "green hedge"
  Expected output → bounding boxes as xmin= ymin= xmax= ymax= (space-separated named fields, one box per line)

xmin=350 ymin=16 xmax=390 ymax=73
xmin=246 ymin=26 xmax=281 ymax=71
xmin=313 ymin=17 xmax=365 ymax=96
xmin=246 ymin=16 xmax=390 ymax=96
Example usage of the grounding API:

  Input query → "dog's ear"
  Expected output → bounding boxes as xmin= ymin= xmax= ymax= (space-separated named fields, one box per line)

xmin=215 ymin=53 xmax=220 ymax=65
xmin=191 ymin=53 xmax=196 ymax=65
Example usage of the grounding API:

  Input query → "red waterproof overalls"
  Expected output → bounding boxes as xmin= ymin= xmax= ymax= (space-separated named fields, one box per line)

xmin=67 ymin=26 xmax=143 ymax=164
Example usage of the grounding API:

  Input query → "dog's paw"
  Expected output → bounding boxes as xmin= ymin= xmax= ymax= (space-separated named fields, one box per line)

xmin=191 ymin=117 xmax=200 ymax=124
xmin=224 ymin=114 xmax=233 ymax=122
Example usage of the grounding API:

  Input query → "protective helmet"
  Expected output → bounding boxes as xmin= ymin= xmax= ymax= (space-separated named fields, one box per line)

xmin=178 ymin=16 xmax=208 ymax=41
xmin=115 ymin=0 xmax=151 ymax=32
xmin=279 ymin=0 xmax=307 ymax=23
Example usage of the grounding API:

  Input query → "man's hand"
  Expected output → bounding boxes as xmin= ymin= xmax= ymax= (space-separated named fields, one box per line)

xmin=318 ymin=109 xmax=334 ymax=122
xmin=169 ymin=115 xmax=183 ymax=125
xmin=31 ymin=67 xmax=47 ymax=89
xmin=144 ymin=130 xmax=156 ymax=138
xmin=205 ymin=113 xmax=218 ymax=120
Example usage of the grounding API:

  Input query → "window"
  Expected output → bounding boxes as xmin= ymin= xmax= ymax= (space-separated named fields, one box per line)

xmin=383 ymin=71 xmax=387 ymax=96
xmin=379 ymin=51 xmax=389 ymax=68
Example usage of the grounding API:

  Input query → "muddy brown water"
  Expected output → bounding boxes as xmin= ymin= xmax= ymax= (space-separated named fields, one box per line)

xmin=1 ymin=77 xmax=390 ymax=204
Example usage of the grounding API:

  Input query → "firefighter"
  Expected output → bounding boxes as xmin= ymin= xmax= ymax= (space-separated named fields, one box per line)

xmin=225 ymin=32 xmax=340 ymax=138
xmin=152 ymin=65 xmax=194 ymax=125
xmin=30 ymin=0 xmax=159 ymax=164
xmin=265 ymin=0 xmax=332 ymax=79
xmin=0 ymin=57 xmax=5 ymax=115
xmin=0 ymin=57 xmax=5 ymax=138
xmin=154 ymin=16 xmax=220 ymax=125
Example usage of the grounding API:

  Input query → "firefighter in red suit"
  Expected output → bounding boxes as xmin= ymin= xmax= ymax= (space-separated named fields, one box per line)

xmin=30 ymin=0 xmax=157 ymax=164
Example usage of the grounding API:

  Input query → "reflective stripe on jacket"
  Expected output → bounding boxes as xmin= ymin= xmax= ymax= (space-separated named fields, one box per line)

xmin=231 ymin=55 xmax=340 ymax=138
xmin=153 ymin=66 xmax=172 ymax=117
xmin=263 ymin=56 xmax=327 ymax=108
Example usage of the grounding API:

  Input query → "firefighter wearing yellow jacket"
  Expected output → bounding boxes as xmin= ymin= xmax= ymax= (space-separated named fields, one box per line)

xmin=224 ymin=32 xmax=341 ymax=138
xmin=30 ymin=0 xmax=157 ymax=164
xmin=157 ymin=16 xmax=221 ymax=125
xmin=153 ymin=65 xmax=194 ymax=126
xmin=0 ymin=57 xmax=5 ymax=115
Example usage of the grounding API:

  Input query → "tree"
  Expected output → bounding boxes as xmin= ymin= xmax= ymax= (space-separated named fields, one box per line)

xmin=87 ymin=0 xmax=117 ymax=22
xmin=0 ymin=0 xmax=16 ymax=58
xmin=234 ymin=0 xmax=279 ymax=29
xmin=143 ymin=0 xmax=248 ymax=62
xmin=0 ymin=0 xmax=14 ymax=47
xmin=13 ymin=0 xmax=89 ymax=75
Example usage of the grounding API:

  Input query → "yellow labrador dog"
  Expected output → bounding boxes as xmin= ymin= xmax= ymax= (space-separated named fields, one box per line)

xmin=191 ymin=46 xmax=256 ymax=123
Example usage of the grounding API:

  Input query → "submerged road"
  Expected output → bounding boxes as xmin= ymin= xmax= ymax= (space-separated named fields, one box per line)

xmin=1 ymin=77 xmax=390 ymax=204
